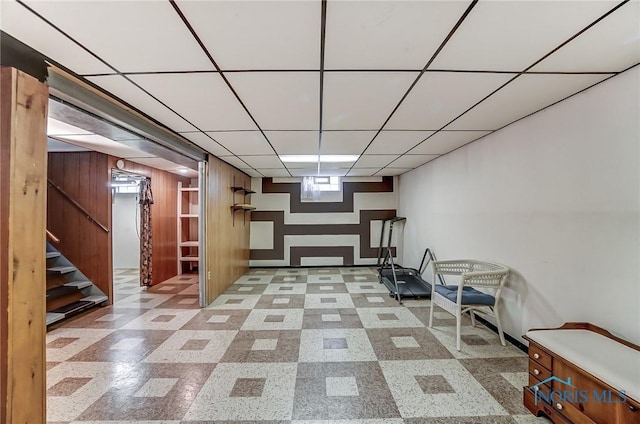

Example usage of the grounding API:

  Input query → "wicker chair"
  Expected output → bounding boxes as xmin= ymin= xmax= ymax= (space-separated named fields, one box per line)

xmin=428 ymin=260 xmax=509 ymax=351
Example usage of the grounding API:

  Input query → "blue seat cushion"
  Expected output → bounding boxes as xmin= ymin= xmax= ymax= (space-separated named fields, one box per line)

xmin=434 ymin=285 xmax=495 ymax=306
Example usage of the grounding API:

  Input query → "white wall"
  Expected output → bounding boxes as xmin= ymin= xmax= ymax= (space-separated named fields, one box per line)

xmin=399 ymin=67 xmax=640 ymax=345
xmin=112 ymin=193 xmax=140 ymax=269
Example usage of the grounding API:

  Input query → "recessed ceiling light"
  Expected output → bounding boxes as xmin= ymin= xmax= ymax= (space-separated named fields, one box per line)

xmin=280 ymin=155 xmax=359 ymax=163
xmin=178 ymin=168 xmax=189 ymax=173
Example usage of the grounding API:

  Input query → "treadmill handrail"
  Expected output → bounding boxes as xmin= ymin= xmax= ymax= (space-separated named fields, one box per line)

xmin=419 ymin=248 xmax=446 ymax=285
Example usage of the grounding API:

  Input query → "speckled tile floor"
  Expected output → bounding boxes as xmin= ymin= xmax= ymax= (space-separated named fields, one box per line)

xmin=46 ymin=268 xmax=551 ymax=423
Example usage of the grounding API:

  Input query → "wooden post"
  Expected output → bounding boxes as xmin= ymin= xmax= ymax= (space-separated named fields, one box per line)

xmin=0 ymin=67 xmax=48 ymax=423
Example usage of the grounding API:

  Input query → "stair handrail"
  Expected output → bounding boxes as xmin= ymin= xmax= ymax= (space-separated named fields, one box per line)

xmin=418 ymin=248 xmax=446 ymax=285
xmin=46 ymin=229 xmax=60 ymax=243
xmin=47 ymin=179 xmax=109 ymax=233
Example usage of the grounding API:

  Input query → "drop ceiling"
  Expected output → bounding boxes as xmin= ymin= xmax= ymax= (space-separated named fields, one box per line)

xmin=1 ymin=0 xmax=638 ymax=177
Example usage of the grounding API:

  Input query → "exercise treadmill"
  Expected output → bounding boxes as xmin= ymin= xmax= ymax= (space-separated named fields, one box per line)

xmin=377 ymin=217 xmax=443 ymax=303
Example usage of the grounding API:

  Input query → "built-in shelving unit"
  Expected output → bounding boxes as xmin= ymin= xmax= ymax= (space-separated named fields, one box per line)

xmin=231 ymin=179 xmax=255 ymax=225
xmin=178 ymin=181 xmax=199 ymax=275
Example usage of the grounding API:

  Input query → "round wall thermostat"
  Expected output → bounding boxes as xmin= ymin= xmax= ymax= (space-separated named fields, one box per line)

xmin=115 ymin=159 xmax=125 ymax=169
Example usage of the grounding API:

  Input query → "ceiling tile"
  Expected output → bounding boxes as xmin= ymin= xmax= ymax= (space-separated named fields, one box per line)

xmin=317 ymin=167 xmax=349 ymax=177
xmin=0 ymin=0 xmax=113 ymax=75
xmin=385 ymin=72 xmax=514 ymax=130
xmin=353 ymin=155 xmax=399 ymax=168
xmin=346 ymin=168 xmax=381 ymax=177
xmin=219 ymin=156 xmax=253 ymax=170
xmin=128 ymin=73 xmax=256 ymax=131
xmin=87 ymin=75 xmax=197 ymax=133
xmin=431 ymin=1 xmax=619 ymax=71
xmin=264 ymin=131 xmax=319 ymax=155
xmin=178 ymin=132 xmax=232 ymax=157
xmin=237 ymin=156 xmax=284 ymax=169
xmin=176 ymin=0 xmax=320 ymax=69
xmin=376 ymin=168 xmax=413 ymax=176
xmin=324 ymin=1 xmax=469 ymax=69
xmin=448 ymin=73 xmax=611 ymax=130
xmin=225 ymin=72 xmax=319 ymax=130
xmin=366 ymin=131 xmax=435 ymax=154
xmin=321 ymin=131 xmax=377 ymax=155
xmin=408 ymin=131 xmax=492 ymax=155
xmin=241 ymin=168 xmax=264 ymax=178
xmin=22 ymin=0 xmax=213 ymax=72
xmin=207 ymin=131 xmax=274 ymax=156
xmin=531 ymin=1 xmax=640 ymax=72
xmin=389 ymin=154 xmax=439 ymax=169
xmin=257 ymin=168 xmax=291 ymax=178
xmin=290 ymin=167 xmax=323 ymax=177
xmin=323 ymin=72 xmax=419 ymax=130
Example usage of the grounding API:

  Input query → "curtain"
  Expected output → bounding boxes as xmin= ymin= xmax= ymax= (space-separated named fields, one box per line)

xmin=139 ymin=178 xmax=154 ymax=287
xmin=301 ymin=176 xmax=320 ymax=201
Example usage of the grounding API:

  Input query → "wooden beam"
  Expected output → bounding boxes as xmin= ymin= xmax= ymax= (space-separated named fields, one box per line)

xmin=0 ymin=67 xmax=48 ymax=424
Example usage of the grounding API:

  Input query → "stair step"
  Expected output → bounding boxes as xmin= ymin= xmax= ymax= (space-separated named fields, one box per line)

xmin=82 ymin=295 xmax=108 ymax=304
xmin=46 ymin=251 xmax=61 ymax=259
xmin=45 ymin=312 xmax=65 ymax=326
xmin=47 ymin=265 xmax=76 ymax=274
xmin=46 ymin=285 xmax=78 ymax=298
xmin=49 ymin=300 xmax=94 ymax=315
xmin=64 ymin=280 xmax=92 ymax=290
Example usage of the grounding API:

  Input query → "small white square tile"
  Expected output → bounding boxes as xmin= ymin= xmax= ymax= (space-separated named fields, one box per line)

xmin=321 ymin=314 xmax=342 ymax=322
xmin=110 ymin=337 xmax=145 ymax=350
xmin=238 ymin=286 xmax=255 ymax=292
xmin=178 ymin=298 xmax=198 ymax=305
xmin=391 ymin=336 xmax=420 ymax=348
xmin=273 ymin=297 xmax=291 ymax=304
xmin=207 ymin=315 xmax=230 ymax=323
xmin=134 ymin=377 xmax=179 ymax=397
xmin=325 ymin=376 xmax=359 ymax=396
xmin=283 ymin=277 xmax=296 ymax=282
xmin=95 ymin=313 xmax=124 ymax=322
xmin=158 ymin=286 xmax=175 ymax=291
xmin=366 ymin=296 xmax=385 ymax=303
xmin=319 ymin=286 xmax=334 ymax=291
xmin=252 ymin=338 xmax=278 ymax=351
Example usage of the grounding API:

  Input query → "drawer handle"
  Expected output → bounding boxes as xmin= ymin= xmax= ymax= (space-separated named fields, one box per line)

xmin=533 ymin=369 xmax=540 ymax=375
xmin=556 ymin=403 xmax=563 ymax=410
xmin=533 ymin=353 xmax=540 ymax=359
xmin=630 ymin=404 xmax=638 ymax=412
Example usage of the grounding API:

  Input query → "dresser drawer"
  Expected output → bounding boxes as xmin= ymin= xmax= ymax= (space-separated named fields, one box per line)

xmin=529 ymin=358 xmax=552 ymax=382
xmin=551 ymin=397 xmax=598 ymax=424
xmin=529 ymin=343 xmax=553 ymax=370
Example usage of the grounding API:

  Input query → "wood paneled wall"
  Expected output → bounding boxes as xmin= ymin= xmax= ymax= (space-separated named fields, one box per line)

xmin=48 ymin=151 xmax=113 ymax=299
xmin=1 ymin=67 xmax=48 ymax=424
xmin=204 ymin=156 xmax=251 ymax=304
xmin=47 ymin=153 xmax=191 ymax=300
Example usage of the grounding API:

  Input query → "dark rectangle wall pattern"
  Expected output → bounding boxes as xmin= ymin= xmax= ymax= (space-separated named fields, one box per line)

xmin=250 ymin=177 xmax=399 ymax=267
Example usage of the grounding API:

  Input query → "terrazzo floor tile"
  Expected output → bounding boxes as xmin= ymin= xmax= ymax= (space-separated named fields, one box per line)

xmin=47 ymin=267 xmax=534 ymax=423
xmin=143 ymin=329 xmax=237 ymax=363
xmin=183 ymin=362 xmax=298 ymax=421
xmin=73 ymin=363 xmax=215 ymax=421
xmin=293 ymin=362 xmax=400 ymax=420
xmin=380 ymin=359 xmax=508 ymax=418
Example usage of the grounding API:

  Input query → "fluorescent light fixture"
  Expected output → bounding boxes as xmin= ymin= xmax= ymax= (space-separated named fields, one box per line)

xmin=280 ymin=155 xmax=359 ymax=163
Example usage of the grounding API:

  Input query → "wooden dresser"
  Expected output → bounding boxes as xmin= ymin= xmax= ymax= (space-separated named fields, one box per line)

xmin=524 ymin=323 xmax=640 ymax=424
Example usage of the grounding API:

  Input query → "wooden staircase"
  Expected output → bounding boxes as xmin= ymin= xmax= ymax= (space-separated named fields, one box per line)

xmin=46 ymin=241 xmax=108 ymax=326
